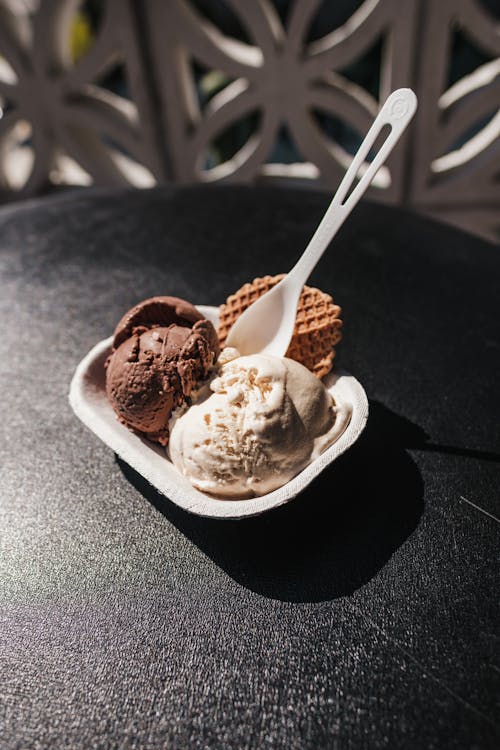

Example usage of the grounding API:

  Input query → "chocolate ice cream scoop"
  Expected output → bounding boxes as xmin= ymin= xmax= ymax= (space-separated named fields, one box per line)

xmin=105 ymin=297 xmax=219 ymax=445
xmin=113 ymin=296 xmax=205 ymax=349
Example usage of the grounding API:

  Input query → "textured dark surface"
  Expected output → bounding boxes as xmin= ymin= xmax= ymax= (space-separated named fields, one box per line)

xmin=0 ymin=185 xmax=498 ymax=750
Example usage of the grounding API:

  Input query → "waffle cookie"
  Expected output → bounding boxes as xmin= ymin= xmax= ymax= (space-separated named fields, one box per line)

xmin=218 ymin=275 xmax=343 ymax=379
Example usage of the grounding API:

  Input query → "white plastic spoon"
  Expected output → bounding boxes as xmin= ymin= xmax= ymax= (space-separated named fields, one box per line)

xmin=226 ymin=88 xmax=418 ymax=356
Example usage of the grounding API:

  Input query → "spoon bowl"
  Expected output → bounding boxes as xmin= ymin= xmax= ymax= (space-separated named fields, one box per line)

xmin=226 ymin=276 xmax=297 ymax=356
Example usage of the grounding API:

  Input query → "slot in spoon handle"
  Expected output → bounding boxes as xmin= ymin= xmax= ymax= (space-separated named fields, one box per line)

xmin=289 ymin=88 xmax=417 ymax=283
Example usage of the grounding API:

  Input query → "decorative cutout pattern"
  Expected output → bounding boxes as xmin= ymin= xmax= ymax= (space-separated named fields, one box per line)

xmin=0 ymin=0 xmax=163 ymax=199
xmin=411 ymin=0 xmax=500 ymax=212
xmin=0 ymin=0 xmax=498 ymax=240
xmin=146 ymin=0 xmax=416 ymax=202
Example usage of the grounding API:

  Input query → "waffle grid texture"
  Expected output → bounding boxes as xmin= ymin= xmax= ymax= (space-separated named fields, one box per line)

xmin=218 ymin=275 xmax=343 ymax=378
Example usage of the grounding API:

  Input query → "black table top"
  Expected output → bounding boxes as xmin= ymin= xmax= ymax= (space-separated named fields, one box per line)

xmin=1 ymin=185 xmax=498 ymax=750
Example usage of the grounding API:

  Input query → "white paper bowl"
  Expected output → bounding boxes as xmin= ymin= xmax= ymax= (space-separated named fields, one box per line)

xmin=69 ymin=306 xmax=368 ymax=519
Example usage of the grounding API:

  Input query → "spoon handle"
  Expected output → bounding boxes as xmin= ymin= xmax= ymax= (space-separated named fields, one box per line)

xmin=289 ymin=88 xmax=417 ymax=283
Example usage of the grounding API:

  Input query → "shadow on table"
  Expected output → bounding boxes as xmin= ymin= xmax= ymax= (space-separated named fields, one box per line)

xmin=118 ymin=401 xmax=425 ymax=603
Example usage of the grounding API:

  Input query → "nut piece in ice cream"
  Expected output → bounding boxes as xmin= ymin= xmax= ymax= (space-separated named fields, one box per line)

xmin=218 ymin=275 xmax=343 ymax=379
xmin=169 ymin=354 xmax=350 ymax=498
xmin=105 ymin=296 xmax=219 ymax=445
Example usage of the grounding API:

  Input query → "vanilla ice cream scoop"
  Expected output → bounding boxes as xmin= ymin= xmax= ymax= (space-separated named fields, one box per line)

xmin=169 ymin=354 xmax=350 ymax=498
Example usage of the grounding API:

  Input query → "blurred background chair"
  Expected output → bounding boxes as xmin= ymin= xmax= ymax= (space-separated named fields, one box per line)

xmin=0 ymin=0 xmax=499 ymax=242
